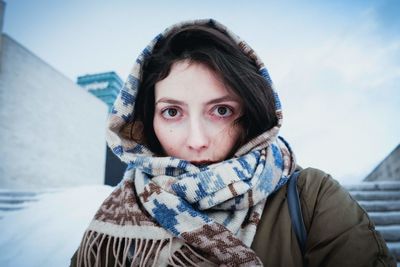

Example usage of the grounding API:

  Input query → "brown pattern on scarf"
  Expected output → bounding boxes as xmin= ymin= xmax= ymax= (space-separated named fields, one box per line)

xmin=94 ymin=180 xmax=156 ymax=226
xmin=228 ymin=183 xmax=238 ymax=196
xmin=238 ymin=41 xmax=264 ymax=69
xmin=180 ymin=223 xmax=262 ymax=266
xmin=139 ymin=183 xmax=162 ymax=202
xmin=248 ymin=189 xmax=254 ymax=207
xmin=276 ymin=110 xmax=283 ymax=119
xmin=241 ymin=211 xmax=261 ymax=229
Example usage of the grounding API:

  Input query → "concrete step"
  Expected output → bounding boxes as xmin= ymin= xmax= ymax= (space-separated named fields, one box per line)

xmin=358 ymin=200 xmax=400 ymax=212
xmin=0 ymin=194 xmax=39 ymax=203
xmin=0 ymin=191 xmax=39 ymax=211
xmin=0 ymin=198 xmax=38 ymax=205
xmin=387 ymin=242 xmax=400 ymax=261
xmin=369 ymin=212 xmax=400 ymax=225
xmin=345 ymin=182 xmax=400 ymax=191
xmin=349 ymin=191 xmax=400 ymax=201
xmin=0 ymin=190 xmax=40 ymax=220
xmin=0 ymin=203 xmax=28 ymax=211
xmin=0 ymin=191 xmax=38 ymax=197
xmin=376 ymin=225 xmax=400 ymax=242
xmin=0 ymin=189 xmax=59 ymax=221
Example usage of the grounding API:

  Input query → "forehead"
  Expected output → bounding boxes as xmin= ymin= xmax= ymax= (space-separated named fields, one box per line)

xmin=154 ymin=61 xmax=239 ymax=103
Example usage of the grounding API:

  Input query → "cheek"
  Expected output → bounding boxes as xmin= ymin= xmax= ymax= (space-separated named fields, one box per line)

xmin=153 ymin=118 xmax=182 ymax=152
xmin=213 ymin=124 xmax=243 ymax=155
xmin=215 ymin=122 xmax=241 ymax=138
xmin=227 ymin=126 xmax=242 ymax=146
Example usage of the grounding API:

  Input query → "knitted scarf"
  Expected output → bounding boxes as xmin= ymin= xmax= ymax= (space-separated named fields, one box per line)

xmin=75 ymin=19 xmax=296 ymax=267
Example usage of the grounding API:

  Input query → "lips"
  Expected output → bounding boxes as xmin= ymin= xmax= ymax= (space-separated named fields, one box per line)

xmin=190 ymin=160 xmax=215 ymax=166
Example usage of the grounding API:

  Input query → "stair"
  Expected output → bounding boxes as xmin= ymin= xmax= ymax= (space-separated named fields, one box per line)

xmin=0 ymin=190 xmax=41 ymax=220
xmin=345 ymin=182 xmax=400 ymax=263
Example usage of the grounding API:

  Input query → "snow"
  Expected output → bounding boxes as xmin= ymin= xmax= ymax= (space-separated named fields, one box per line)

xmin=0 ymin=185 xmax=113 ymax=267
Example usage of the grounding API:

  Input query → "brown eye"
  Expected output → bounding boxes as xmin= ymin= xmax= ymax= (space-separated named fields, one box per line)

xmin=168 ymin=109 xmax=177 ymax=117
xmin=213 ymin=106 xmax=233 ymax=117
xmin=217 ymin=107 xmax=228 ymax=115
xmin=162 ymin=108 xmax=180 ymax=119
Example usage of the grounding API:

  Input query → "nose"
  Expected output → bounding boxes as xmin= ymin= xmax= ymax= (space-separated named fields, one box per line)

xmin=186 ymin=118 xmax=209 ymax=152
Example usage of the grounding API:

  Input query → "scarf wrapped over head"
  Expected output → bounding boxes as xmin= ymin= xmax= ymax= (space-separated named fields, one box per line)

xmin=76 ymin=19 xmax=296 ymax=267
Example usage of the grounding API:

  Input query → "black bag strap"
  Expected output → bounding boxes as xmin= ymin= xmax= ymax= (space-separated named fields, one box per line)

xmin=287 ymin=171 xmax=308 ymax=256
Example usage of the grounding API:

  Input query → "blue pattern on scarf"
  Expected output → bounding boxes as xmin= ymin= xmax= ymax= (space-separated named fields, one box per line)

xmin=271 ymin=144 xmax=283 ymax=169
xmin=237 ymin=156 xmax=254 ymax=175
xmin=142 ymin=47 xmax=151 ymax=58
xmin=166 ymin=167 xmax=175 ymax=176
xmin=121 ymin=90 xmax=135 ymax=106
xmin=214 ymin=174 xmax=225 ymax=189
xmin=128 ymin=74 xmax=139 ymax=90
xmin=113 ymin=146 xmax=123 ymax=156
xmin=127 ymin=145 xmax=144 ymax=154
xmin=136 ymin=57 xmax=143 ymax=65
xmin=273 ymin=91 xmax=282 ymax=110
xmin=207 ymin=197 xmax=216 ymax=207
xmin=194 ymin=182 xmax=208 ymax=199
xmin=235 ymin=194 xmax=244 ymax=204
xmin=130 ymin=157 xmax=154 ymax=175
xmin=230 ymin=194 xmax=245 ymax=210
xmin=222 ymin=211 xmax=234 ymax=226
xmin=172 ymin=183 xmax=188 ymax=198
xmin=233 ymin=167 xmax=249 ymax=181
xmin=195 ymin=171 xmax=215 ymax=192
xmin=177 ymin=199 xmax=211 ymax=222
xmin=258 ymin=167 xmax=273 ymax=194
xmin=152 ymin=199 xmax=180 ymax=235
xmin=177 ymin=160 xmax=188 ymax=169
xmin=259 ymin=68 xmax=272 ymax=84
xmin=154 ymin=33 xmax=164 ymax=42
xmin=121 ymin=114 xmax=132 ymax=122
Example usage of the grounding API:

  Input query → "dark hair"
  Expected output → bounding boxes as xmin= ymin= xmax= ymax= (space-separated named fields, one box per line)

xmin=133 ymin=25 xmax=278 ymax=156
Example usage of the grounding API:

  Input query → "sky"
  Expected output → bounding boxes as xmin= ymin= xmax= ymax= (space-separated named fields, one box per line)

xmin=2 ymin=0 xmax=400 ymax=184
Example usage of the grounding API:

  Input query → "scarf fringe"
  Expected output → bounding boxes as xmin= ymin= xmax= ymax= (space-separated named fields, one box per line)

xmin=76 ymin=230 xmax=218 ymax=267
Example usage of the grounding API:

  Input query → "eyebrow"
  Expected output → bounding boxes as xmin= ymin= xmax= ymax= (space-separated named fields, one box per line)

xmin=155 ymin=95 xmax=240 ymax=106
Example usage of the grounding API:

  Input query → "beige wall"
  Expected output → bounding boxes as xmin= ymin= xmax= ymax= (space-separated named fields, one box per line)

xmin=0 ymin=34 xmax=108 ymax=188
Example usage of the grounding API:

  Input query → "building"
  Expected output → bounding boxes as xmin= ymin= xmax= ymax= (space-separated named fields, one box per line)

xmin=76 ymin=71 xmax=127 ymax=186
xmin=77 ymin=72 xmax=123 ymax=112
xmin=0 ymin=2 xmax=108 ymax=188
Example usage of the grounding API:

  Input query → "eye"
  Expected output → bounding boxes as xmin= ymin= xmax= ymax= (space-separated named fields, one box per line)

xmin=212 ymin=106 xmax=233 ymax=118
xmin=161 ymin=108 xmax=181 ymax=119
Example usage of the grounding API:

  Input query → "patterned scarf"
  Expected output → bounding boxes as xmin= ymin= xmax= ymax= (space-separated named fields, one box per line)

xmin=75 ymin=19 xmax=296 ymax=267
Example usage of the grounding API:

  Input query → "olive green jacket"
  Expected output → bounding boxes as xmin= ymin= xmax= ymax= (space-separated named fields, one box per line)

xmin=251 ymin=167 xmax=396 ymax=267
xmin=71 ymin=168 xmax=396 ymax=266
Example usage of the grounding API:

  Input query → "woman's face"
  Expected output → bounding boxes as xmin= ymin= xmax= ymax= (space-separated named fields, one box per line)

xmin=153 ymin=60 xmax=243 ymax=165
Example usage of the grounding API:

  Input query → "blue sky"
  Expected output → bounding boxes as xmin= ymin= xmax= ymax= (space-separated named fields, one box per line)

xmin=3 ymin=0 xmax=400 ymax=184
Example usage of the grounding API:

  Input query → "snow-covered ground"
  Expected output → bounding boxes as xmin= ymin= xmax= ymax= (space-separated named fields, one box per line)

xmin=0 ymin=185 xmax=113 ymax=267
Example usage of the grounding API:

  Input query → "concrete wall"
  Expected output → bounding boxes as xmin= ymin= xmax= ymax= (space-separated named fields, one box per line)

xmin=0 ymin=34 xmax=108 ymax=188
xmin=364 ymin=144 xmax=400 ymax=182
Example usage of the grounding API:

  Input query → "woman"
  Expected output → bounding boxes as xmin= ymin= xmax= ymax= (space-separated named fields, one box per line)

xmin=71 ymin=19 xmax=395 ymax=266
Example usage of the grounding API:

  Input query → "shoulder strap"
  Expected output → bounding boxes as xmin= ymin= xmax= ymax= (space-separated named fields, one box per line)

xmin=287 ymin=171 xmax=308 ymax=256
